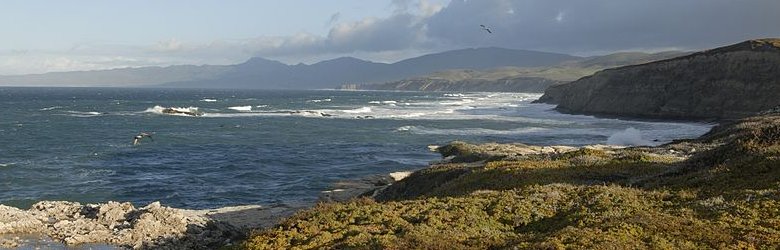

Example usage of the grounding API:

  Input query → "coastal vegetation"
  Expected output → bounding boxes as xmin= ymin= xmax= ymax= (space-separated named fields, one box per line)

xmin=241 ymin=113 xmax=780 ymax=249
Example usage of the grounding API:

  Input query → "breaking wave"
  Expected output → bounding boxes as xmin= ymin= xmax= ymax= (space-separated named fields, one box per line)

xmin=228 ymin=106 xmax=253 ymax=112
xmin=40 ymin=106 xmax=63 ymax=111
xmin=343 ymin=107 xmax=372 ymax=114
xmin=64 ymin=111 xmax=103 ymax=117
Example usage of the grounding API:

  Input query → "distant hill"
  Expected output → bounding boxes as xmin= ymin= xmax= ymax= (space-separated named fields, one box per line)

xmin=0 ymin=47 xmax=580 ymax=89
xmin=0 ymin=64 xmax=231 ymax=87
xmin=348 ymin=51 xmax=688 ymax=93
xmin=536 ymin=39 xmax=780 ymax=120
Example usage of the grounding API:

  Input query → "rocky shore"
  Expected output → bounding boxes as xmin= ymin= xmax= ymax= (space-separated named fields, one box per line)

xmin=0 ymin=201 xmax=241 ymax=249
xmin=241 ymin=111 xmax=780 ymax=249
xmin=4 ymin=112 xmax=778 ymax=249
xmin=0 ymin=171 xmax=410 ymax=249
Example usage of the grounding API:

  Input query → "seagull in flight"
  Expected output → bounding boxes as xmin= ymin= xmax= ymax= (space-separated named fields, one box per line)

xmin=132 ymin=132 xmax=154 ymax=145
xmin=480 ymin=24 xmax=492 ymax=34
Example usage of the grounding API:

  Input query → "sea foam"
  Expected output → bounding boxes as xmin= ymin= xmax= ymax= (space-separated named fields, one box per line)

xmin=607 ymin=127 xmax=652 ymax=146
xmin=343 ymin=107 xmax=372 ymax=114
xmin=228 ymin=106 xmax=253 ymax=112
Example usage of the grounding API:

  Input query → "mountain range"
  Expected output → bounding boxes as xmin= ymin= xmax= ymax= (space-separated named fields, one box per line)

xmin=0 ymin=48 xmax=580 ymax=89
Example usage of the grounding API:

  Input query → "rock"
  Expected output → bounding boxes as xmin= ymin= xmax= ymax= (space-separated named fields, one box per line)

xmin=389 ymin=171 xmax=412 ymax=181
xmin=0 ymin=205 xmax=45 ymax=234
xmin=536 ymin=39 xmax=780 ymax=120
xmin=0 ymin=237 xmax=20 ymax=248
xmin=434 ymin=140 xmax=608 ymax=163
xmin=0 ymin=201 xmax=242 ymax=249
xmin=161 ymin=107 xmax=203 ymax=117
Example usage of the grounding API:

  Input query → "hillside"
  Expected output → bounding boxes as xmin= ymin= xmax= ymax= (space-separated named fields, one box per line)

xmin=537 ymin=39 xmax=780 ymax=120
xmin=0 ymin=64 xmax=231 ymax=87
xmin=242 ymin=111 xmax=780 ymax=249
xmin=348 ymin=51 xmax=688 ymax=92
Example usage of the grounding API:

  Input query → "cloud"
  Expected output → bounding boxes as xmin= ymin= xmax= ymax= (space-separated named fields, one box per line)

xmin=3 ymin=0 xmax=780 ymax=75
xmin=424 ymin=0 xmax=780 ymax=53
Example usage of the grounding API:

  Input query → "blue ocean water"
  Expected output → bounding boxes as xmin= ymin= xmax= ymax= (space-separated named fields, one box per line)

xmin=0 ymin=87 xmax=713 ymax=209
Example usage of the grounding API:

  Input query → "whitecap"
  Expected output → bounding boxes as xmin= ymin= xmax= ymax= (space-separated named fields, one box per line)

xmin=439 ymin=99 xmax=475 ymax=106
xmin=343 ymin=107 xmax=372 ymax=114
xmin=396 ymin=125 xmax=414 ymax=132
xmin=200 ymin=98 xmax=218 ymax=102
xmin=64 ymin=111 xmax=103 ymax=117
xmin=307 ymin=98 xmax=332 ymax=103
xmin=395 ymin=126 xmax=549 ymax=136
xmin=369 ymin=100 xmax=397 ymax=105
xmin=228 ymin=106 xmax=252 ymax=112
xmin=40 ymin=106 xmax=62 ymax=111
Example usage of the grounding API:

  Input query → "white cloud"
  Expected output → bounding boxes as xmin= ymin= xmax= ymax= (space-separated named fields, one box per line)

xmin=3 ymin=0 xmax=780 ymax=75
xmin=154 ymin=38 xmax=184 ymax=52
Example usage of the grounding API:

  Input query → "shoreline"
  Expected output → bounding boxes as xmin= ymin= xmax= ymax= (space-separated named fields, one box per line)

xmin=0 ymin=171 xmax=414 ymax=249
xmin=0 ymin=112 xmax=756 ymax=249
xmin=242 ymin=112 xmax=780 ymax=248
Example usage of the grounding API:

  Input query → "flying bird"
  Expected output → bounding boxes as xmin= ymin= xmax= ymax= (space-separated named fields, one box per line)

xmin=480 ymin=24 xmax=492 ymax=34
xmin=132 ymin=132 xmax=154 ymax=145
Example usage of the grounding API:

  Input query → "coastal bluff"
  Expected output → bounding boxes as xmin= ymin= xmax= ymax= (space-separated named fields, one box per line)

xmin=243 ymin=112 xmax=780 ymax=249
xmin=536 ymin=39 xmax=780 ymax=120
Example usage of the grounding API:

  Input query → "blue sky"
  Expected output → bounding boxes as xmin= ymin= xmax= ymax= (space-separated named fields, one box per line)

xmin=1 ymin=0 xmax=779 ymax=75
xmin=0 ymin=1 xmax=399 ymax=49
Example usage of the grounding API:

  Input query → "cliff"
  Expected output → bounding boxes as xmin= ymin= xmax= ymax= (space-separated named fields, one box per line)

xmin=537 ymin=39 xmax=780 ymax=120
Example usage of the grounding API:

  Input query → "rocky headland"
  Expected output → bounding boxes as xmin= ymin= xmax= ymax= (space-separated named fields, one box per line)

xmin=537 ymin=39 xmax=780 ymax=120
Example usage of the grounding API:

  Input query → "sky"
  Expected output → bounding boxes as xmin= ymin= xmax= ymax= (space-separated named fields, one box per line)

xmin=1 ymin=0 xmax=779 ymax=75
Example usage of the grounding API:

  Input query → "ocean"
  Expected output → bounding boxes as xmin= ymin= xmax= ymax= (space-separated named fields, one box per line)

xmin=0 ymin=87 xmax=713 ymax=209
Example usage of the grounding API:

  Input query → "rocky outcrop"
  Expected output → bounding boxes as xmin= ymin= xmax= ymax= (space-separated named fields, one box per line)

xmin=0 ymin=201 xmax=242 ymax=249
xmin=431 ymin=141 xmax=620 ymax=163
xmin=537 ymin=39 xmax=780 ymax=120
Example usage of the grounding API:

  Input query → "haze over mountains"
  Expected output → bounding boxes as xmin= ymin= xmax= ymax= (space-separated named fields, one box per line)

xmin=349 ymin=51 xmax=688 ymax=92
xmin=0 ymin=48 xmax=579 ymax=89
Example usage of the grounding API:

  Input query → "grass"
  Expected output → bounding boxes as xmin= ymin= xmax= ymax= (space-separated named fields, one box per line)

xmin=240 ymin=114 xmax=780 ymax=249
